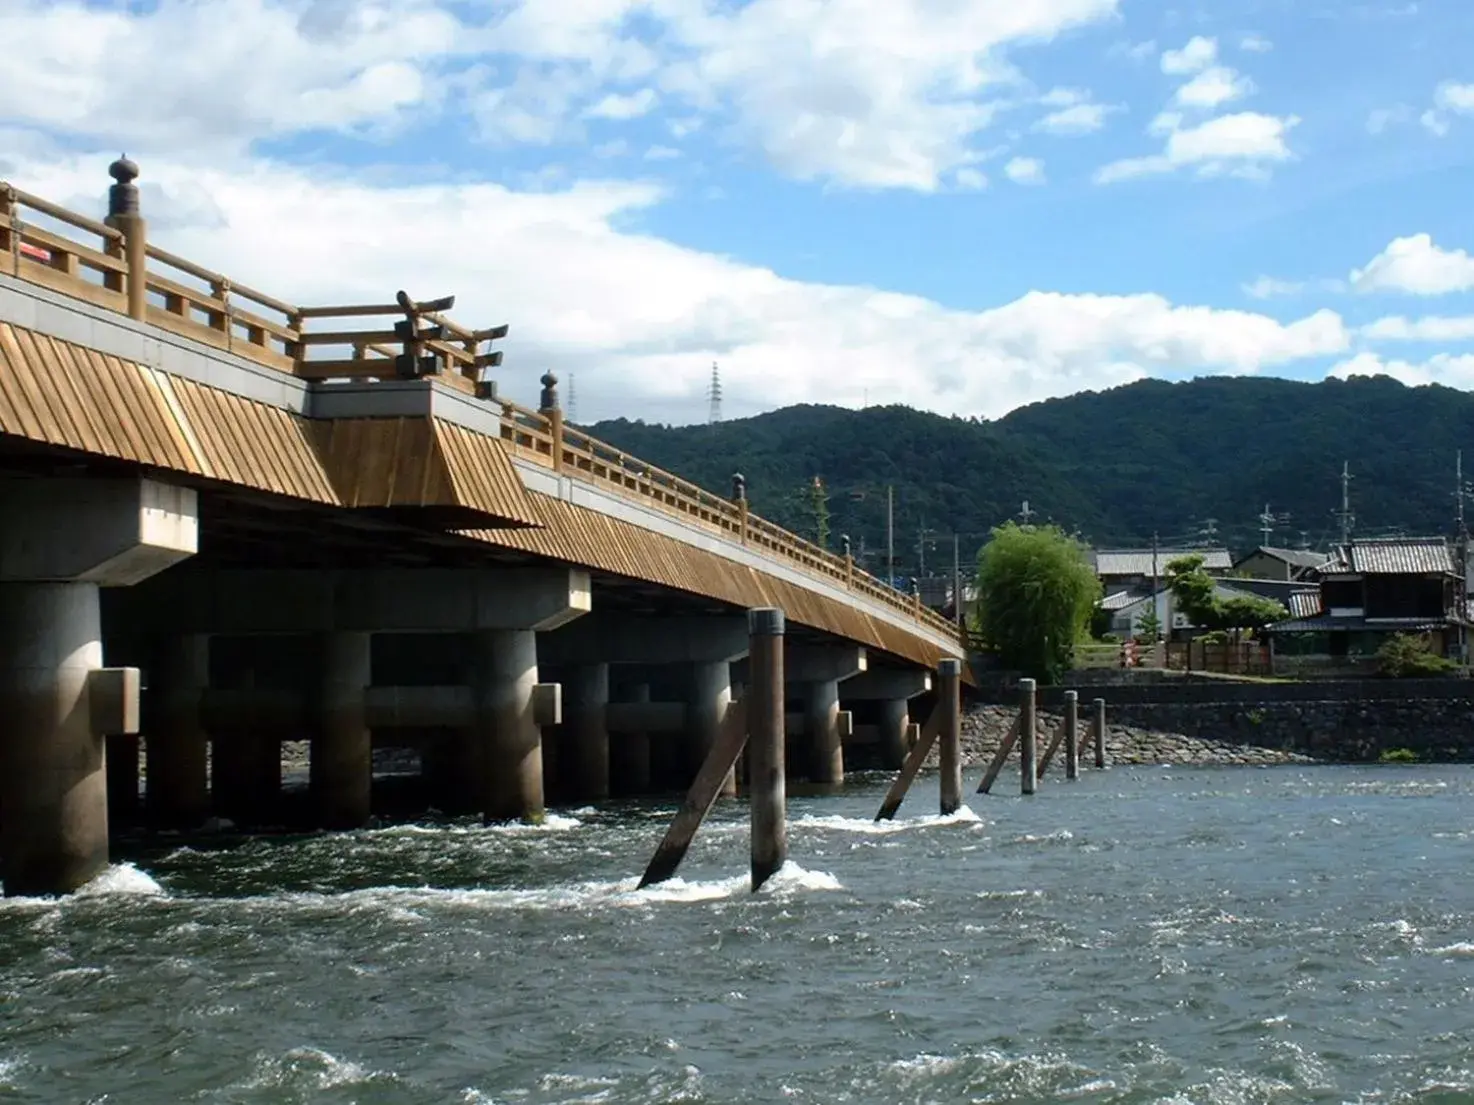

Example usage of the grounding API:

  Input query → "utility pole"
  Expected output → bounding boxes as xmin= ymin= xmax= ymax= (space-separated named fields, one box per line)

xmin=886 ymin=485 xmax=895 ymax=589
xmin=917 ymin=525 xmax=932 ymax=577
xmin=1019 ymin=500 xmax=1035 ymax=525
xmin=1457 ymin=451 xmax=1470 ymax=669
xmin=1336 ymin=461 xmax=1354 ymax=549
xmin=1258 ymin=503 xmax=1275 ymax=547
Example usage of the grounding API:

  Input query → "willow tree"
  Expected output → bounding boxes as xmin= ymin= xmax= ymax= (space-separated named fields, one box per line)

xmin=975 ymin=522 xmax=1101 ymax=682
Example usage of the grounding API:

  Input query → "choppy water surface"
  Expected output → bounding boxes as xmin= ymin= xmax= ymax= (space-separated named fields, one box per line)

xmin=5 ymin=766 xmax=1474 ymax=1103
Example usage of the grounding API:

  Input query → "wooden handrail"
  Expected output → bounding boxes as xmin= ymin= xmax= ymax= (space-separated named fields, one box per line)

xmin=0 ymin=177 xmax=962 ymax=644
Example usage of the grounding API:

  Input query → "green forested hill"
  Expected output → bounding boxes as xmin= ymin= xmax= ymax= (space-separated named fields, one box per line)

xmin=583 ymin=375 xmax=1474 ymax=575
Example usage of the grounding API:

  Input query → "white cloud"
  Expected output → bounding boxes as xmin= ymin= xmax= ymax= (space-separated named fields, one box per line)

xmin=1350 ymin=234 xmax=1474 ymax=295
xmin=1243 ymin=276 xmax=1347 ymax=299
xmin=1161 ymin=36 xmax=1217 ymax=76
xmin=1239 ymin=34 xmax=1272 ymax=53
xmin=4 ymin=149 xmax=1354 ymax=424
xmin=954 ymin=167 xmax=988 ymax=190
xmin=1367 ymin=106 xmax=1410 ymax=134
xmin=1361 ymin=315 xmax=1474 ymax=342
xmin=585 ymin=88 xmax=658 ymax=121
xmin=1004 ymin=157 xmax=1046 ymax=184
xmin=643 ymin=145 xmax=681 ymax=161
xmin=1419 ymin=80 xmax=1474 ymax=137
xmin=1035 ymin=102 xmax=1115 ymax=135
xmin=1329 ymin=351 xmax=1474 ymax=388
xmin=1095 ymin=112 xmax=1297 ymax=183
xmin=1174 ymin=65 xmax=1255 ymax=109
xmin=0 ymin=0 xmax=1126 ymax=193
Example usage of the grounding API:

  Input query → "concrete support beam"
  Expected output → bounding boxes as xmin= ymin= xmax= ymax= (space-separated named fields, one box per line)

xmin=564 ymin=663 xmax=610 ymax=801
xmin=0 ymin=477 xmax=197 ymax=585
xmin=838 ymin=668 xmax=931 ymax=701
xmin=108 ymin=567 xmax=591 ymax=635
xmin=470 ymin=628 xmax=544 ymax=823
xmin=784 ymin=644 xmax=867 ymax=684
xmin=688 ymin=661 xmax=737 ymax=797
xmin=313 ymin=631 xmax=371 ymax=829
xmin=538 ymin=615 xmax=749 ymax=666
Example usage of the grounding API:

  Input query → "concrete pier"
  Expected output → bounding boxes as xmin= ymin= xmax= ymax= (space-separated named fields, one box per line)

xmin=564 ymin=662 xmax=610 ymax=801
xmin=689 ymin=661 xmax=737 ymax=797
xmin=840 ymin=667 xmax=931 ymax=772
xmin=0 ymin=476 xmax=195 ymax=895
xmin=148 ymin=633 xmax=210 ymax=828
xmin=472 ymin=628 xmax=544 ymax=822
xmin=937 ymin=659 xmax=963 ymax=815
xmin=0 ymin=583 xmax=111 ymax=895
xmin=611 ymin=683 xmax=652 ymax=796
xmin=784 ymin=645 xmax=865 ymax=785
xmin=314 ymin=631 xmax=372 ymax=829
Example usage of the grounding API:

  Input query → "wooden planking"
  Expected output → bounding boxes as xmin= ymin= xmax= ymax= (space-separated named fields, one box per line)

xmin=169 ymin=376 xmax=337 ymax=503
xmin=314 ymin=418 xmax=446 ymax=508
xmin=312 ymin=418 xmax=542 ymax=528
xmin=432 ymin=419 xmax=541 ymax=528
xmin=468 ymin=494 xmax=956 ymax=673
xmin=0 ymin=322 xmax=201 ymax=471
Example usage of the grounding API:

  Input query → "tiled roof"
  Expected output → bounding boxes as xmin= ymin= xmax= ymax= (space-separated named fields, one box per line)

xmin=1099 ymin=589 xmax=1145 ymax=612
xmin=1243 ymin=546 xmax=1330 ymax=570
xmin=1268 ymin=614 xmax=1453 ymax=634
xmin=1093 ymin=548 xmax=1232 ymax=576
xmin=1345 ymin=538 xmax=1455 ymax=576
xmin=1286 ymin=589 xmax=1322 ymax=618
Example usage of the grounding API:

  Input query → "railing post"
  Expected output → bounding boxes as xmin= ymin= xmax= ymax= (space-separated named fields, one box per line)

xmin=539 ymin=371 xmax=564 ymax=473
xmin=103 ymin=156 xmax=147 ymax=322
xmin=0 ymin=185 xmax=13 ymax=263
xmin=209 ymin=277 xmax=231 ymax=348
xmin=733 ymin=473 xmax=747 ymax=544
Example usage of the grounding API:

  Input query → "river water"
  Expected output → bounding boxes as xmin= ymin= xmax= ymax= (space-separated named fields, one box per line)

xmin=4 ymin=765 xmax=1474 ymax=1103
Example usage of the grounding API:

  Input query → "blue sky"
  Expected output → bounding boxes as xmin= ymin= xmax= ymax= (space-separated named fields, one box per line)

xmin=3 ymin=0 xmax=1474 ymax=424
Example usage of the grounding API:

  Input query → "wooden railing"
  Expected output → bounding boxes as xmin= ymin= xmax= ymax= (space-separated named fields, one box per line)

xmin=0 ymin=179 xmax=963 ymax=644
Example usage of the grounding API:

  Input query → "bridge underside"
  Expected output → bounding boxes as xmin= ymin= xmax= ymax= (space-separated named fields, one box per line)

xmin=0 ymin=432 xmax=929 ymax=663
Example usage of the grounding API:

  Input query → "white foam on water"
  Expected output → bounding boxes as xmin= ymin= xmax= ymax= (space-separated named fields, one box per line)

xmin=1430 ymin=942 xmax=1474 ymax=957
xmin=364 ymin=814 xmax=584 ymax=839
xmin=0 ymin=1056 xmax=23 ymax=1089
xmin=244 ymin=1046 xmax=377 ymax=1092
xmin=1010 ymin=829 xmax=1076 ymax=845
xmin=795 ymin=805 xmax=982 ymax=836
xmin=74 ymin=862 xmax=165 ymax=898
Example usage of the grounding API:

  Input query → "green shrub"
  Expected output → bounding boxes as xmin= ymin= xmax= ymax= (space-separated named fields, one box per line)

xmin=1379 ymin=747 xmax=1418 ymax=763
xmin=1376 ymin=633 xmax=1458 ymax=678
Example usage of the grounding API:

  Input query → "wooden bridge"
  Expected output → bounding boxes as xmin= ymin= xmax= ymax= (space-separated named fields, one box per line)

xmin=0 ymin=159 xmax=965 ymax=895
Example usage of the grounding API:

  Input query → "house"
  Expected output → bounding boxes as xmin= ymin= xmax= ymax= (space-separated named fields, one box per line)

xmin=1233 ymin=546 xmax=1330 ymax=582
xmin=1091 ymin=547 xmax=1232 ymax=595
xmin=1265 ymin=537 xmax=1470 ymax=661
xmin=1104 ymin=579 xmax=1293 ymax=641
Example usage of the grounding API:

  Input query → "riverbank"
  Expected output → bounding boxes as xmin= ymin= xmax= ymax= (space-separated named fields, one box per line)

xmin=939 ymin=704 xmax=1319 ymax=769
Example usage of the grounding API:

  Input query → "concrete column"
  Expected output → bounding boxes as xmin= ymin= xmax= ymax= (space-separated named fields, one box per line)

xmin=805 ymin=679 xmax=843 ymax=786
xmin=313 ymin=631 xmax=371 ymax=828
xmin=878 ymin=698 xmax=910 ymax=769
xmin=148 ymin=633 xmax=210 ymax=828
xmin=0 ymin=583 xmax=109 ymax=896
xmin=213 ymin=733 xmax=280 ymax=826
xmin=938 ymin=658 xmax=963 ymax=815
xmin=564 ymin=662 xmax=610 ymax=801
xmin=470 ymin=628 xmax=543 ymax=823
xmin=689 ymin=661 xmax=736 ymax=797
xmin=107 ymin=735 xmax=141 ymax=827
xmin=611 ymin=683 xmax=652 ymax=796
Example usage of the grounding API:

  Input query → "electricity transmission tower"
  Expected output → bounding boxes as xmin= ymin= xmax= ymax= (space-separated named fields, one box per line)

xmin=707 ymin=362 xmax=722 ymax=424
xmin=1334 ymin=461 xmax=1355 ymax=547
xmin=567 ymin=373 xmax=577 ymax=424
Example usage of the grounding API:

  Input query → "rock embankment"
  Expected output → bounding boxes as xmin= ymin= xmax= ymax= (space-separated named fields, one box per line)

xmin=929 ymin=705 xmax=1318 ymax=770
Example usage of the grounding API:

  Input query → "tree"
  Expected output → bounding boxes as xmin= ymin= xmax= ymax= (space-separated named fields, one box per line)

xmin=1164 ymin=554 xmax=1287 ymax=639
xmin=806 ymin=475 xmax=831 ymax=550
xmin=975 ymin=522 xmax=1101 ymax=682
xmin=1135 ymin=604 xmax=1162 ymax=643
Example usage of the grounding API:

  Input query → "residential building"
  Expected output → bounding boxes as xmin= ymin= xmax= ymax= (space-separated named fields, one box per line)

xmin=1266 ymin=537 xmax=1470 ymax=661
xmin=1232 ymin=546 xmax=1329 ymax=582
xmin=1091 ymin=547 xmax=1232 ymax=595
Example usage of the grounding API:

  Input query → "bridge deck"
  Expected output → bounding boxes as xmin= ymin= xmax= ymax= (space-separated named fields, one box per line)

xmin=0 ymin=178 xmax=965 ymax=671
